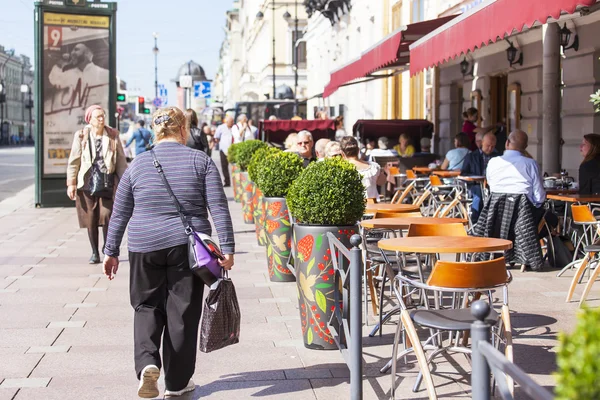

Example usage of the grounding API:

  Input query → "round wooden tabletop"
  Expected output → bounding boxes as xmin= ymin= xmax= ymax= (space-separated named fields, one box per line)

xmin=547 ymin=193 xmax=600 ymax=203
xmin=457 ymin=175 xmax=486 ymax=182
xmin=361 ymin=217 xmax=468 ymax=229
xmin=432 ymin=170 xmax=460 ymax=178
xmin=378 ymin=236 xmax=513 ymax=253
xmin=413 ymin=167 xmax=433 ymax=173
xmin=365 ymin=203 xmax=421 ymax=213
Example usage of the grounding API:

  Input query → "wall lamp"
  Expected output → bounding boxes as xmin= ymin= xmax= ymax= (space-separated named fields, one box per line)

xmin=559 ymin=23 xmax=579 ymax=51
xmin=460 ymin=57 xmax=474 ymax=77
xmin=506 ymin=39 xmax=523 ymax=68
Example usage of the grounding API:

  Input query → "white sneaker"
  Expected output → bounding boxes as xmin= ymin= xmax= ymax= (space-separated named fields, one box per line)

xmin=137 ymin=365 xmax=160 ymax=398
xmin=164 ymin=379 xmax=195 ymax=398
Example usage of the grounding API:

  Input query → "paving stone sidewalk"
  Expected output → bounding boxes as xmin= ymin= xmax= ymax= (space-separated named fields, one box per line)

xmin=0 ymin=182 xmax=595 ymax=399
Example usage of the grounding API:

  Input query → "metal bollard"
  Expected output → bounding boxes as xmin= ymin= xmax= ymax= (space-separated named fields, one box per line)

xmin=349 ymin=234 xmax=363 ymax=400
xmin=471 ymin=300 xmax=492 ymax=400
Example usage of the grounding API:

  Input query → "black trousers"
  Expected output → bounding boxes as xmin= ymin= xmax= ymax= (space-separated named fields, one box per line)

xmin=129 ymin=244 xmax=204 ymax=391
xmin=219 ymin=150 xmax=231 ymax=186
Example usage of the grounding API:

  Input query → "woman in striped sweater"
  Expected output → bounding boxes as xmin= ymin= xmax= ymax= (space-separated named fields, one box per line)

xmin=102 ymin=106 xmax=235 ymax=398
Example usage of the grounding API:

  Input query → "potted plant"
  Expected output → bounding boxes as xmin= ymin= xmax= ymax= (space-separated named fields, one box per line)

xmin=235 ymin=140 xmax=267 ymax=224
xmin=227 ymin=143 xmax=242 ymax=203
xmin=253 ymin=149 xmax=304 ymax=283
xmin=286 ymin=158 xmax=365 ymax=350
xmin=555 ymin=307 xmax=600 ymax=400
xmin=248 ymin=146 xmax=280 ymax=246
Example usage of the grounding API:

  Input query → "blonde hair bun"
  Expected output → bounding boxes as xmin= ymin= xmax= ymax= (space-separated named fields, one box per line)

xmin=151 ymin=107 xmax=187 ymax=141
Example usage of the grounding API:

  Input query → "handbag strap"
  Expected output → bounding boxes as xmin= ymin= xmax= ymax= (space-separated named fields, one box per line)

xmin=150 ymin=149 xmax=193 ymax=235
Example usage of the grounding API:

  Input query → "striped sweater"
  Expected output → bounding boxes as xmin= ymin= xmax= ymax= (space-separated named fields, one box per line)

xmin=104 ymin=142 xmax=235 ymax=257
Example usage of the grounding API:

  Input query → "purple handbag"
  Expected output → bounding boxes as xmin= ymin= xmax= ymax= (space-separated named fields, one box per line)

xmin=151 ymin=150 xmax=224 ymax=286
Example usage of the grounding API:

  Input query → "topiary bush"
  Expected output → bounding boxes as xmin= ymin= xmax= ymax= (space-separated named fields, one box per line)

xmin=248 ymin=146 xmax=280 ymax=183
xmin=287 ymin=157 xmax=365 ymax=225
xmin=236 ymin=140 xmax=267 ymax=171
xmin=555 ymin=307 xmax=600 ymax=400
xmin=227 ymin=142 xmax=240 ymax=164
xmin=253 ymin=150 xmax=304 ymax=198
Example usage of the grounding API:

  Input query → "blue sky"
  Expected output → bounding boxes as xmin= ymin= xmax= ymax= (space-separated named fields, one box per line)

xmin=2 ymin=0 xmax=233 ymax=101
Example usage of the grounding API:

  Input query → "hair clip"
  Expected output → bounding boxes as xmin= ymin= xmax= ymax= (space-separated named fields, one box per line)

xmin=154 ymin=115 xmax=171 ymax=125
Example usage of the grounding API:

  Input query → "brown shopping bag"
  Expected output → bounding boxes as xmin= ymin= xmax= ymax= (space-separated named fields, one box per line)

xmin=199 ymin=275 xmax=241 ymax=353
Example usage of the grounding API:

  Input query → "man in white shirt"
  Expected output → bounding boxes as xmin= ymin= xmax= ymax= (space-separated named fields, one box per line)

xmin=486 ymin=129 xmax=546 ymax=210
xmin=369 ymin=137 xmax=399 ymax=161
xmin=214 ymin=115 xmax=235 ymax=187
xmin=231 ymin=114 xmax=255 ymax=143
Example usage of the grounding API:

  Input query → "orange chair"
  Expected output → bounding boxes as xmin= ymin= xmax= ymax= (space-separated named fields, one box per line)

xmin=387 ymin=257 xmax=513 ymax=399
xmin=391 ymin=180 xmax=416 ymax=204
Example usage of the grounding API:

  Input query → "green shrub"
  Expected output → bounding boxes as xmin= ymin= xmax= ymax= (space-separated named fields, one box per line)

xmin=591 ymin=89 xmax=600 ymax=113
xmin=287 ymin=157 xmax=365 ymax=225
xmin=227 ymin=142 xmax=240 ymax=164
xmin=248 ymin=146 xmax=280 ymax=182
xmin=555 ymin=307 xmax=600 ymax=400
xmin=236 ymin=140 xmax=267 ymax=171
xmin=253 ymin=150 xmax=304 ymax=198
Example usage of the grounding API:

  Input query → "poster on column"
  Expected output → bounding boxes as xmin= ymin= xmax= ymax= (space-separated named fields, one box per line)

xmin=42 ymin=12 xmax=110 ymax=175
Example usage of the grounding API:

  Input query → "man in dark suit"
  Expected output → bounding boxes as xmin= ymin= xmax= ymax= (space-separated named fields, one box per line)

xmin=461 ymin=132 xmax=500 ymax=223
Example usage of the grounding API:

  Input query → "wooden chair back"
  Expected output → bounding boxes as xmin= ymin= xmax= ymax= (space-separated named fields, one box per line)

xmin=407 ymin=222 xmax=467 ymax=237
xmin=571 ymin=205 xmax=596 ymax=224
xmin=413 ymin=189 xmax=432 ymax=207
xmin=406 ymin=170 xmax=417 ymax=180
xmin=388 ymin=166 xmax=400 ymax=176
xmin=432 ymin=197 xmax=461 ymax=218
xmin=427 ymin=257 xmax=509 ymax=289
xmin=366 ymin=198 xmax=377 ymax=204
xmin=374 ymin=211 xmax=422 ymax=219
xmin=391 ymin=180 xmax=416 ymax=204
xmin=429 ymin=175 xmax=443 ymax=186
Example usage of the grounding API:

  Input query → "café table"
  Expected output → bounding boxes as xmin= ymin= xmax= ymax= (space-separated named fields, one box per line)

xmin=365 ymin=203 xmax=421 ymax=214
xmin=413 ymin=166 xmax=434 ymax=175
xmin=360 ymin=217 xmax=468 ymax=230
xmin=457 ymin=175 xmax=487 ymax=203
xmin=546 ymin=193 xmax=600 ymax=235
xmin=369 ymin=236 xmax=513 ymax=337
xmin=432 ymin=170 xmax=460 ymax=178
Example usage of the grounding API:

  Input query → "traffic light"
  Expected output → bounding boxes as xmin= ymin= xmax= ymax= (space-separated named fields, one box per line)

xmin=116 ymin=93 xmax=126 ymax=103
xmin=137 ymin=96 xmax=145 ymax=115
xmin=143 ymin=108 xmax=151 ymax=114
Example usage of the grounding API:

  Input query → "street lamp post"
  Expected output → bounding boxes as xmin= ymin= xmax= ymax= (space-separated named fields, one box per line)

xmin=153 ymin=32 xmax=159 ymax=101
xmin=0 ymin=81 xmax=5 ymax=144
xmin=20 ymin=84 xmax=33 ymax=143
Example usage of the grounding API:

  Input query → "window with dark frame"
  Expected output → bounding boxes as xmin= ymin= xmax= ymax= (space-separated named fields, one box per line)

xmin=292 ymin=30 xmax=307 ymax=68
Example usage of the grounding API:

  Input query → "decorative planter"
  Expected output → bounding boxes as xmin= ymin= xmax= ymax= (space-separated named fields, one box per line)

xmin=253 ymin=186 xmax=266 ymax=246
xmin=240 ymin=172 xmax=255 ymax=224
xmin=232 ymin=165 xmax=242 ymax=203
xmin=293 ymin=224 xmax=358 ymax=350
xmin=264 ymin=197 xmax=295 ymax=282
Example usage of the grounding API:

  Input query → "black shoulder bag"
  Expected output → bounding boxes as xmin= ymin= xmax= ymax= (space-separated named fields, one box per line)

xmin=86 ymin=132 xmax=114 ymax=198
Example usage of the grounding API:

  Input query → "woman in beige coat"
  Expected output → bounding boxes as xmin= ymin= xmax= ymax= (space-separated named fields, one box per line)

xmin=66 ymin=105 xmax=127 ymax=263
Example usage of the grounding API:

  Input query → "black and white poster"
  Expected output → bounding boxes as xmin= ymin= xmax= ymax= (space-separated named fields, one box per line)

xmin=42 ymin=12 xmax=110 ymax=175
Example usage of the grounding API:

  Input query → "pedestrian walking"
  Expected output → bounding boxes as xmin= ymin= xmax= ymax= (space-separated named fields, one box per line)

xmin=102 ymin=106 xmax=235 ymax=399
xmin=66 ymin=105 xmax=127 ymax=264
xmin=214 ymin=115 xmax=235 ymax=187
xmin=232 ymin=114 xmax=255 ymax=143
xmin=125 ymin=120 xmax=153 ymax=156
xmin=185 ymin=108 xmax=209 ymax=154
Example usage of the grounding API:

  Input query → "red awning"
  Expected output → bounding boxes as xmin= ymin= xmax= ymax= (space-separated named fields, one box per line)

xmin=261 ymin=119 xmax=336 ymax=134
xmin=409 ymin=0 xmax=596 ymax=76
xmin=323 ymin=16 xmax=457 ymax=98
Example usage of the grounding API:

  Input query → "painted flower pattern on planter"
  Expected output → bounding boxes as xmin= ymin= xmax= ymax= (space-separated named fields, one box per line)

xmin=253 ymin=186 xmax=266 ymax=246
xmin=265 ymin=199 xmax=294 ymax=282
xmin=233 ymin=167 xmax=242 ymax=203
xmin=294 ymin=226 xmax=356 ymax=350
xmin=241 ymin=178 xmax=255 ymax=224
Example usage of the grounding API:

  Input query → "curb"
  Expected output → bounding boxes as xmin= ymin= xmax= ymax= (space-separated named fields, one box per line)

xmin=0 ymin=184 xmax=35 ymax=218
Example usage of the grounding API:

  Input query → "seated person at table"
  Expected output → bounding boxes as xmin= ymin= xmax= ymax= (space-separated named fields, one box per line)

xmin=579 ymin=133 xmax=600 ymax=195
xmin=441 ymin=133 xmax=471 ymax=171
xmin=315 ymin=138 xmax=331 ymax=161
xmin=486 ymin=129 xmax=546 ymax=222
xmin=461 ymin=132 xmax=500 ymax=223
xmin=393 ymin=133 xmax=415 ymax=158
xmin=341 ymin=136 xmax=386 ymax=199
xmin=369 ymin=136 xmax=399 ymax=160
xmin=295 ymin=130 xmax=317 ymax=167
xmin=324 ymin=141 xmax=342 ymax=158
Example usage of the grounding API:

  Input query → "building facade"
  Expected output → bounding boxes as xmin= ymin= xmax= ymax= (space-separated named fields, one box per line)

xmin=217 ymin=0 xmax=308 ymax=113
xmin=0 ymin=46 xmax=34 ymax=145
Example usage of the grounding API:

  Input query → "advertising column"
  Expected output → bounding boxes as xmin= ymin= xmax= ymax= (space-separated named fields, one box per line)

xmin=34 ymin=1 xmax=117 ymax=207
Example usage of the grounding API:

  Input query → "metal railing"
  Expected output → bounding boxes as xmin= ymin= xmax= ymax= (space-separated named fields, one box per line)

xmin=471 ymin=300 xmax=554 ymax=400
xmin=326 ymin=232 xmax=363 ymax=400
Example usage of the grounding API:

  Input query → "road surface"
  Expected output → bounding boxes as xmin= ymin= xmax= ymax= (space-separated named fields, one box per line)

xmin=0 ymin=146 xmax=35 ymax=202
